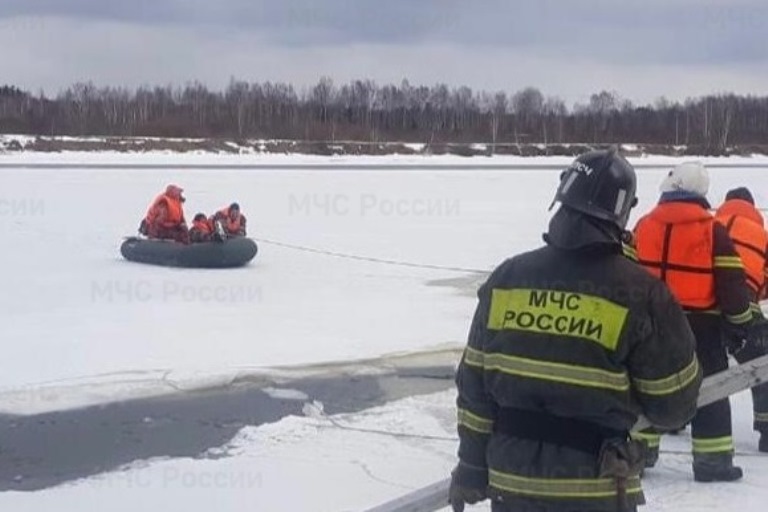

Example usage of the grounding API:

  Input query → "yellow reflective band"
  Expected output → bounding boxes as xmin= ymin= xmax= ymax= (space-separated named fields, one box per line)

xmin=714 ymin=256 xmax=744 ymax=269
xmin=622 ymin=244 xmax=638 ymax=261
xmin=488 ymin=289 xmax=628 ymax=351
xmin=754 ymin=412 xmax=768 ymax=423
xmin=489 ymin=469 xmax=642 ymax=499
xmin=483 ymin=352 xmax=630 ymax=391
xmin=463 ymin=346 xmax=484 ymax=368
xmin=457 ymin=407 xmax=493 ymax=434
xmin=725 ymin=309 xmax=753 ymax=325
xmin=631 ymin=432 xmax=661 ymax=448
xmin=750 ymin=303 xmax=763 ymax=314
xmin=692 ymin=436 xmax=734 ymax=454
xmin=632 ymin=357 xmax=700 ymax=396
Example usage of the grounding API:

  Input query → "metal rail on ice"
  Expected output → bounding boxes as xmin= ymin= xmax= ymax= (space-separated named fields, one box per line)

xmin=365 ymin=353 xmax=768 ymax=512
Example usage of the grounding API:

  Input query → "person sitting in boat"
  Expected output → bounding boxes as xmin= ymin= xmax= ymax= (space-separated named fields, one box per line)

xmin=189 ymin=213 xmax=220 ymax=243
xmin=211 ymin=202 xmax=247 ymax=237
xmin=139 ymin=184 xmax=190 ymax=244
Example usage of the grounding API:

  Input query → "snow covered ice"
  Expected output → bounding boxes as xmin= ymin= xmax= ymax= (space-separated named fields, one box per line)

xmin=1 ymin=150 xmax=768 ymax=511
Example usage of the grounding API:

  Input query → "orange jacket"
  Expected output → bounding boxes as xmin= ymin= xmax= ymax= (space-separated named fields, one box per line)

xmin=145 ymin=185 xmax=185 ymax=229
xmin=634 ymin=202 xmax=717 ymax=309
xmin=145 ymin=194 xmax=185 ymax=228
xmin=715 ymin=199 xmax=768 ymax=298
xmin=213 ymin=207 xmax=246 ymax=235
xmin=191 ymin=218 xmax=213 ymax=234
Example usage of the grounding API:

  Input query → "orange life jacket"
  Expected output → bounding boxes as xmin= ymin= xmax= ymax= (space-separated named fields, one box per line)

xmin=634 ymin=202 xmax=716 ymax=310
xmin=216 ymin=207 xmax=242 ymax=234
xmin=715 ymin=199 xmax=768 ymax=297
xmin=192 ymin=218 xmax=213 ymax=234
xmin=146 ymin=194 xmax=184 ymax=228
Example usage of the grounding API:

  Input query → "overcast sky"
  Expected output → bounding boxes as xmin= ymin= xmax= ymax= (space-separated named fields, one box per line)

xmin=1 ymin=0 xmax=767 ymax=106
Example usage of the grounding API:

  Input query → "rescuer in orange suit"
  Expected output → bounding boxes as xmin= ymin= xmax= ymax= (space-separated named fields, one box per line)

xmin=632 ymin=163 xmax=762 ymax=481
xmin=188 ymin=213 xmax=216 ymax=243
xmin=211 ymin=202 xmax=247 ymax=237
xmin=714 ymin=186 xmax=768 ymax=452
xmin=139 ymin=184 xmax=190 ymax=244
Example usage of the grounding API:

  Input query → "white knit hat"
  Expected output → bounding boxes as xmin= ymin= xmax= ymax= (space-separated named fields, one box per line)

xmin=659 ymin=161 xmax=709 ymax=197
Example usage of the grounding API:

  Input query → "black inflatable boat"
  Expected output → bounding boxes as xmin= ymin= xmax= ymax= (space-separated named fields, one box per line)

xmin=120 ymin=236 xmax=258 ymax=268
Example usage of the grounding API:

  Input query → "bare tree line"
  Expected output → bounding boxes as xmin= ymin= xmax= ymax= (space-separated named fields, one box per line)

xmin=1 ymin=79 xmax=766 ymax=152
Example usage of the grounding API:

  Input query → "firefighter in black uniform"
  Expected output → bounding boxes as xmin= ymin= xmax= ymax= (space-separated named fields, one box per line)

xmin=632 ymin=163 xmax=756 ymax=481
xmin=449 ymin=149 xmax=702 ymax=512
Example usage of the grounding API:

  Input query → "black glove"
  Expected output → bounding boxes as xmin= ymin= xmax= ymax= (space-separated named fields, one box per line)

xmin=725 ymin=334 xmax=746 ymax=356
xmin=448 ymin=462 xmax=488 ymax=512
xmin=722 ymin=322 xmax=748 ymax=356
xmin=745 ymin=317 xmax=768 ymax=352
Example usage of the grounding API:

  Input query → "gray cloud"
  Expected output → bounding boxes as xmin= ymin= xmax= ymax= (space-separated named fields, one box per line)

xmin=1 ymin=0 xmax=766 ymax=64
xmin=0 ymin=1 xmax=766 ymax=104
xmin=0 ymin=1 xmax=460 ymax=36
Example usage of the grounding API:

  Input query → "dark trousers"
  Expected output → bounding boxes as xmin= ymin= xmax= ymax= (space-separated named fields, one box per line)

xmin=732 ymin=332 xmax=768 ymax=433
xmin=149 ymin=224 xmax=189 ymax=244
xmin=635 ymin=313 xmax=767 ymax=457
xmin=688 ymin=313 xmax=768 ymax=438
xmin=688 ymin=314 xmax=732 ymax=442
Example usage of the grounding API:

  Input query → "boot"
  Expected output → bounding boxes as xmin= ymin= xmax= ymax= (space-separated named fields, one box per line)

xmin=644 ymin=445 xmax=659 ymax=468
xmin=639 ymin=444 xmax=658 ymax=478
xmin=759 ymin=433 xmax=768 ymax=453
xmin=693 ymin=453 xmax=743 ymax=482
